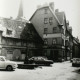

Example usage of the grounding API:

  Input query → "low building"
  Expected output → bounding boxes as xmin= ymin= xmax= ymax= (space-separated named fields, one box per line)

xmin=0 ymin=0 xmax=28 ymax=61
xmin=0 ymin=17 xmax=27 ymax=60
xmin=20 ymin=23 xmax=44 ymax=58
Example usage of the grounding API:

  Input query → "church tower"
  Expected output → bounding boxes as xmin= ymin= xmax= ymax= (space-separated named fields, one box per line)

xmin=16 ymin=0 xmax=23 ymax=20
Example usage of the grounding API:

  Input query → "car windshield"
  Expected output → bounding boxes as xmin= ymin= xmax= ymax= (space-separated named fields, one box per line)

xmin=4 ymin=57 xmax=10 ymax=61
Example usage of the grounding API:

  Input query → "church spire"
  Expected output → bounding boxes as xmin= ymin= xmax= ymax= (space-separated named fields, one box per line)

xmin=17 ymin=0 xmax=23 ymax=20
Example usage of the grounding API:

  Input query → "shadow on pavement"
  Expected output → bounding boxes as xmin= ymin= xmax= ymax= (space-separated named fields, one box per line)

xmin=72 ymin=69 xmax=80 ymax=74
xmin=0 ymin=69 xmax=15 ymax=72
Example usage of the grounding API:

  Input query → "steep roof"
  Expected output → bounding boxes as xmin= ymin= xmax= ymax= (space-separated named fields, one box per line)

xmin=0 ymin=17 xmax=26 ymax=39
xmin=20 ymin=23 xmax=43 ymax=43
xmin=29 ymin=6 xmax=65 ymax=25
xmin=55 ymin=12 xmax=65 ymax=25
xmin=29 ymin=6 xmax=61 ymax=25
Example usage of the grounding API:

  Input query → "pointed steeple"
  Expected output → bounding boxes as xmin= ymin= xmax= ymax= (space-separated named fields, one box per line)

xmin=17 ymin=0 xmax=23 ymax=20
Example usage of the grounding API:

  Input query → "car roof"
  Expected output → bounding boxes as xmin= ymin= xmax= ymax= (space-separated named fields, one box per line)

xmin=0 ymin=56 xmax=5 ymax=58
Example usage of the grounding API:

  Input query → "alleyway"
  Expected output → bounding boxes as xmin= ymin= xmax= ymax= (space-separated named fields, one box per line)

xmin=0 ymin=61 xmax=80 ymax=80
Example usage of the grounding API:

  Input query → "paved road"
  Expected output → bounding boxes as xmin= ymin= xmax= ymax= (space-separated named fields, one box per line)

xmin=0 ymin=61 xmax=80 ymax=80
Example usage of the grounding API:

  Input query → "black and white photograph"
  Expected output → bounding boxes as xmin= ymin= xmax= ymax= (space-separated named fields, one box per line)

xmin=0 ymin=0 xmax=80 ymax=80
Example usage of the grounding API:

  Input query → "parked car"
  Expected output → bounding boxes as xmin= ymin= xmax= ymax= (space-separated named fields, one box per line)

xmin=72 ymin=58 xmax=80 ymax=67
xmin=70 ymin=58 xmax=73 ymax=62
xmin=0 ymin=56 xmax=18 ymax=71
xmin=28 ymin=56 xmax=53 ymax=66
xmin=56 ymin=58 xmax=64 ymax=62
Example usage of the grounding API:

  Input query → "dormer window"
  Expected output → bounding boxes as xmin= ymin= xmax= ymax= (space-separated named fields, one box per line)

xmin=6 ymin=29 xmax=12 ymax=35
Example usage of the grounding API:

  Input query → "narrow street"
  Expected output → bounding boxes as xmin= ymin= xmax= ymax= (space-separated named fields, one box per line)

xmin=0 ymin=61 xmax=80 ymax=80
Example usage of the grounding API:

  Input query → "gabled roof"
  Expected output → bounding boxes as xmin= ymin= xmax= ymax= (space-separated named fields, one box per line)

xmin=29 ymin=6 xmax=62 ymax=25
xmin=0 ymin=17 xmax=26 ymax=39
xmin=20 ymin=23 xmax=43 ymax=43
xmin=55 ymin=12 xmax=65 ymax=25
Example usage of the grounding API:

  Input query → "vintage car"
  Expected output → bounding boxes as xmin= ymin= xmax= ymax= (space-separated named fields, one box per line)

xmin=28 ymin=56 xmax=53 ymax=66
xmin=72 ymin=58 xmax=80 ymax=67
xmin=0 ymin=56 xmax=18 ymax=71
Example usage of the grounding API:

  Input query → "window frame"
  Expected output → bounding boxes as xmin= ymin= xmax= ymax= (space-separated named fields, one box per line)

xmin=52 ymin=38 xmax=57 ymax=44
xmin=44 ymin=38 xmax=48 ymax=45
xmin=49 ymin=17 xmax=53 ymax=25
xmin=44 ymin=28 xmax=48 ymax=34
xmin=44 ymin=8 xmax=48 ymax=14
xmin=6 ymin=29 xmax=12 ymax=35
xmin=53 ymin=27 xmax=57 ymax=33
xmin=44 ymin=18 xmax=48 ymax=24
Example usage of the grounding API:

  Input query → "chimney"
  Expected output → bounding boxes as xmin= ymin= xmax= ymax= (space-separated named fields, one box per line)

xmin=55 ymin=9 xmax=59 ymax=13
xmin=43 ymin=3 xmax=48 ymax=7
xmin=10 ymin=16 xmax=13 ymax=20
xmin=49 ymin=2 xmax=54 ymax=11
xmin=37 ymin=5 xmax=41 ymax=9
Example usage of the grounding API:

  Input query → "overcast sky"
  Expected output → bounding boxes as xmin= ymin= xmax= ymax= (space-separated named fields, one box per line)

xmin=0 ymin=0 xmax=80 ymax=40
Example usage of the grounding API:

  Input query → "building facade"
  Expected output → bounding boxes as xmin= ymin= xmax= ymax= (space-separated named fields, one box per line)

xmin=72 ymin=37 xmax=80 ymax=58
xmin=29 ymin=2 xmax=73 ymax=61
xmin=0 ymin=0 xmax=27 ymax=61
xmin=0 ymin=17 xmax=27 ymax=60
xmin=21 ymin=23 xmax=44 ymax=58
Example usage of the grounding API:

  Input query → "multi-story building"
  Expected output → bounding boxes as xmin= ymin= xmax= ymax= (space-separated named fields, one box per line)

xmin=65 ymin=20 xmax=73 ymax=60
xmin=72 ymin=37 xmax=80 ymax=58
xmin=29 ymin=2 xmax=72 ymax=61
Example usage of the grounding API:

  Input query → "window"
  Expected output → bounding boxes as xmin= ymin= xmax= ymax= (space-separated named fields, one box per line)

xmin=44 ymin=18 xmax=48 ymax=24
xmin=44 ymin=39 xmax=48 ymax=45
xmin=13 ymin=40 xmax=16 ymax=45
xmin=49 ymin=17 xmax=53 ymax=25
xmin=7 ymin=51 xmax=13 ymax=54
xmin=44 ymin=8 xmax=48 ymax=14
xmin=62 ymin=28 xmax=64 ymax=34
xmin=44 ymin=28 xmax=48 ymax=34
xmin=52 ymin=38 xmax=57 ymax=44
xmin=6 ymin=29 xmax=12 ymax=35
xmin=62 ymin=39 xmax=64 ymax=46
xmin=53 ymin=27 xmax=57 ymax=33
xmin=21 ymin=42 xmax=26 ymax=46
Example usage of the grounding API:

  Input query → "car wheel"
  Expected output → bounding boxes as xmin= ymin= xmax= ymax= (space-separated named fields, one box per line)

xmin=6 ymin=65 xmax=13 ymax=71
xmin=46 ymin=64 xmax=50 ymax=66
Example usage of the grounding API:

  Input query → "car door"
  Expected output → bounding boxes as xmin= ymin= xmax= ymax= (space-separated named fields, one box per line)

xmin=0 ymin=57 xmax=5 ymax=69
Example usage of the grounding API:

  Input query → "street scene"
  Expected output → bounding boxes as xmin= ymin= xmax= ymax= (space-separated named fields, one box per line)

xmin=0 ymin=61 xmax=80 ymax=80
xmin=0 ymin=0 xmax=80 ymax=80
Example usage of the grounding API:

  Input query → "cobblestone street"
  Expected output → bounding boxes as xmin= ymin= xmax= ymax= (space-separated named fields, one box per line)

xmin=0 ymin=61 xmax=80 ymax=80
